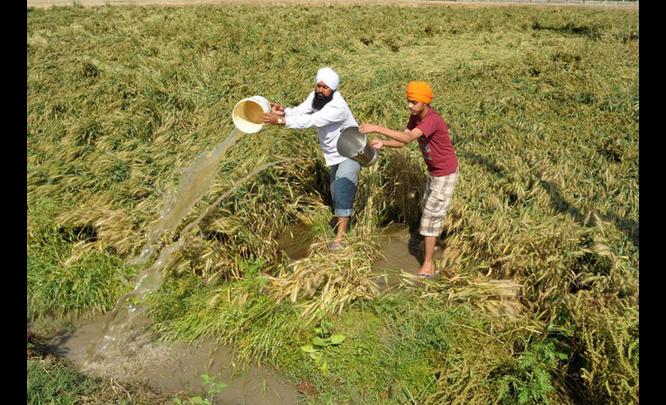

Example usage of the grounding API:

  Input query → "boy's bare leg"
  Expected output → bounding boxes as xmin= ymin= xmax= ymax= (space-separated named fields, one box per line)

xmin=418 ymin=236 xmax=437 ymax=275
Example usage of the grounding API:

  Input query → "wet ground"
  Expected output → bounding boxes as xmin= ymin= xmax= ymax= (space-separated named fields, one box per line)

xmin=49 ymin=312 xmax=301 ymax=404
xmin=40 ymin=222 xmax=514 ymax=403
xmin=43 ymin=223 xmax=440 ymax=403
xmin=276 ymin=222 xmax=316 ymax=262
xmin=277 ymin=222 xmax=443 ymax=291
xmin=371 ymin=223 xmax=443 ymax=291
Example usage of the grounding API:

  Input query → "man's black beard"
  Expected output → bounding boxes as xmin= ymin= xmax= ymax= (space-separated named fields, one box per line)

xmin=312 ymin=90 xmax=335 ymax=111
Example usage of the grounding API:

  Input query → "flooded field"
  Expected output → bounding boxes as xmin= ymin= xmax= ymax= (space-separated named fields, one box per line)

xmin=43 ymin=222 xmax=442 ymax=402
xmin=48 ymin=312 xmax=300 ymax=404
xmin=28 ymin=3 xmax=638 ymax=403
xmin=277 ymin=221 xmax=445 ymax=291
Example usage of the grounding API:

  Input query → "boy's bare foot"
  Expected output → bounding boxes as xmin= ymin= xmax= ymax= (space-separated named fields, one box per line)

xmin=416 ymin=263 xmax=436 ymax=278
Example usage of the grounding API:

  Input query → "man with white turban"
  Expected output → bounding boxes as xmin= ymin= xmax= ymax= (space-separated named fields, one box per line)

xmin=263 ymin=67 xmax=360 ymax=251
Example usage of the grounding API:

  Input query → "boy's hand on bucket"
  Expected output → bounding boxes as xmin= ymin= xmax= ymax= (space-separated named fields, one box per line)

xmin=370 ymin=139 xmax=384 ymax=149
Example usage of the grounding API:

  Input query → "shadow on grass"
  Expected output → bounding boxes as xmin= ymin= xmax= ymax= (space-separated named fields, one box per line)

xmin=531 ymin=21 xmax=601 ymax=40
xmin=459 ymin=150 xmax=639 ymax=248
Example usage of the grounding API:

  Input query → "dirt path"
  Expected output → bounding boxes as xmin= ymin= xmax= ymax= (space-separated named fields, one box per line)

xmin=27 ymin=0 xmax=639 ymax=9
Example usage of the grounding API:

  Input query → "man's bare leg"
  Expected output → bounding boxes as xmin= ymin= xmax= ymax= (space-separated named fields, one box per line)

xmin=335 ymin=216 xmax=349 ymax=244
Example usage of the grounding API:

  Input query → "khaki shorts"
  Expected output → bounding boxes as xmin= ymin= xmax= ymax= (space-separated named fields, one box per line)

xmin=420 ymin=168 xmax=459 ymax=237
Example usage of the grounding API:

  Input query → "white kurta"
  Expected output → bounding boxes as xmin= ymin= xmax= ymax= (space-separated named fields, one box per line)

xmin=284 ymin=91 xmax=358 ymax=166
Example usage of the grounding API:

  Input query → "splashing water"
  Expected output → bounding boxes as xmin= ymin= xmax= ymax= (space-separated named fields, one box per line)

xmin=83 ymin=238 xmax=184 ymax=367
xmin=129 ymin=128 xmax=243 ymax=267
xmin=82 ymin=128 xmax=276 ymax=370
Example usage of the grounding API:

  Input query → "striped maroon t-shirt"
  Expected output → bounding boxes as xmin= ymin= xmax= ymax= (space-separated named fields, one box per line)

xmin=407 ymin=108 xmax=458 ymax=176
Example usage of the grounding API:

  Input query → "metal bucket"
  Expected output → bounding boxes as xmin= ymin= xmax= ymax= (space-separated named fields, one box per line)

xmin=337 ymin=126 xmax=379 ymax=167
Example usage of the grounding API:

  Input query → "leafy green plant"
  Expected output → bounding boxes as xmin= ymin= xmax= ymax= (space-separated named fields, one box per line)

xmin=495 ymin=341 xmax=568 ymax=404
xmin=174 ymin=373 xmax=227 ymax=405
xmin=300 ymin=320 xmax=346 ymax=374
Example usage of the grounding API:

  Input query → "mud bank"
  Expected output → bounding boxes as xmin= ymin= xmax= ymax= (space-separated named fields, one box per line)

xmin=47 ymin=312 xmax=301 ymax=404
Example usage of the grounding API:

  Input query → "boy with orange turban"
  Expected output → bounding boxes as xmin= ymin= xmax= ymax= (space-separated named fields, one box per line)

xmin=360 ymin=81 xmax=459 ymax=278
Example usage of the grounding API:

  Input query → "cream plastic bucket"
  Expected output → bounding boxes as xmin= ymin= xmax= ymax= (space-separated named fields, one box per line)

xmin=232 ymin=96 xmax=271 ymax=134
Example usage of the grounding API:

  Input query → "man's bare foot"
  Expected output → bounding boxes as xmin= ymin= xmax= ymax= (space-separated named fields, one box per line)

xmin=328 ymin=240 xmax=344 ymax=251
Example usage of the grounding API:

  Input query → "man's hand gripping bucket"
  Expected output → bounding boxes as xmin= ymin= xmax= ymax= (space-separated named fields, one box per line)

xmin=232 ymin=96 xmax=271 ymax=134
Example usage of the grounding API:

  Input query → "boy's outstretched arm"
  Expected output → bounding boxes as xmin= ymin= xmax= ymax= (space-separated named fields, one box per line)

xmin=359 ymin=123 xmax=422 ymax=145
xmin=370 ymin=138 xmax=405 ymax=149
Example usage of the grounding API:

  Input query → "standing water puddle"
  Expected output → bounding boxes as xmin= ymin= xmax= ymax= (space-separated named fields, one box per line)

xmin=48 ymin=128 xmax=300 ymax=403
xmin=50 ymin=312 xmax=299 ymax=404
xmin=277 ymin=222 xmax=441 ymax=291
xmin=372 ymin=224 xmax=443 ymax=291
xmin=277 ymin=222 xmax=316 ymax=261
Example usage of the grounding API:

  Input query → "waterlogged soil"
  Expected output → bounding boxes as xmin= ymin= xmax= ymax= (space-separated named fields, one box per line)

xmin=277 ymin=222 xmax=442 ymax=290
xmin=38 ymin=223 xmax=421 ymax=404
xmin=277 ymin=222 xmax=316 ymax=261
xmin=372 ymin=223 xmax=443 ymax=290
xmin=48 ymin=312 xmax=301 ymax=404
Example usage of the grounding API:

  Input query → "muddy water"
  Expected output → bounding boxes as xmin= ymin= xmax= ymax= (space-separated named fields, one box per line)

xmin=277 ymin=222 xmax=316 ymax=261
xmin=51 ymin=313 xmax=300 ymax=404
xmin=276 ymin=222 xmax=441 ymax=290
xmin=372 ymin=224 xmax=443 ymax=291
xmin=60 ymin=128 xmax=301 ymax=402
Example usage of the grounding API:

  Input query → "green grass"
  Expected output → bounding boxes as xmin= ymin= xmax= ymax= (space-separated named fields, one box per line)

xmin=27 ymin=348 xmax=174 ymax=404
xmin=28 ymin=3 xmax=638 ymax=404
xmin=28 ymin=356 xmax=97 ymax=405
xmin=28 ymin=198 xmax=138 ymax=320
xmin=148 ymin=273 xmax=569 ymax=403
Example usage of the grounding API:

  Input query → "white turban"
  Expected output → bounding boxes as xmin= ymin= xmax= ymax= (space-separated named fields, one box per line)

xmin=316 ymin=67 xmax=340 ymax=91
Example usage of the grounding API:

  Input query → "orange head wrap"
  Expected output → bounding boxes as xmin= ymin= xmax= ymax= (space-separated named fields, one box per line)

xmin=406 ymin=81 xmax=433 ymax=104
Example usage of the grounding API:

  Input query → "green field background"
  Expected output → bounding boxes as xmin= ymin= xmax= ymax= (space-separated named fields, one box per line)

xmin=28 ymin=3 xmax=638 ymax=404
